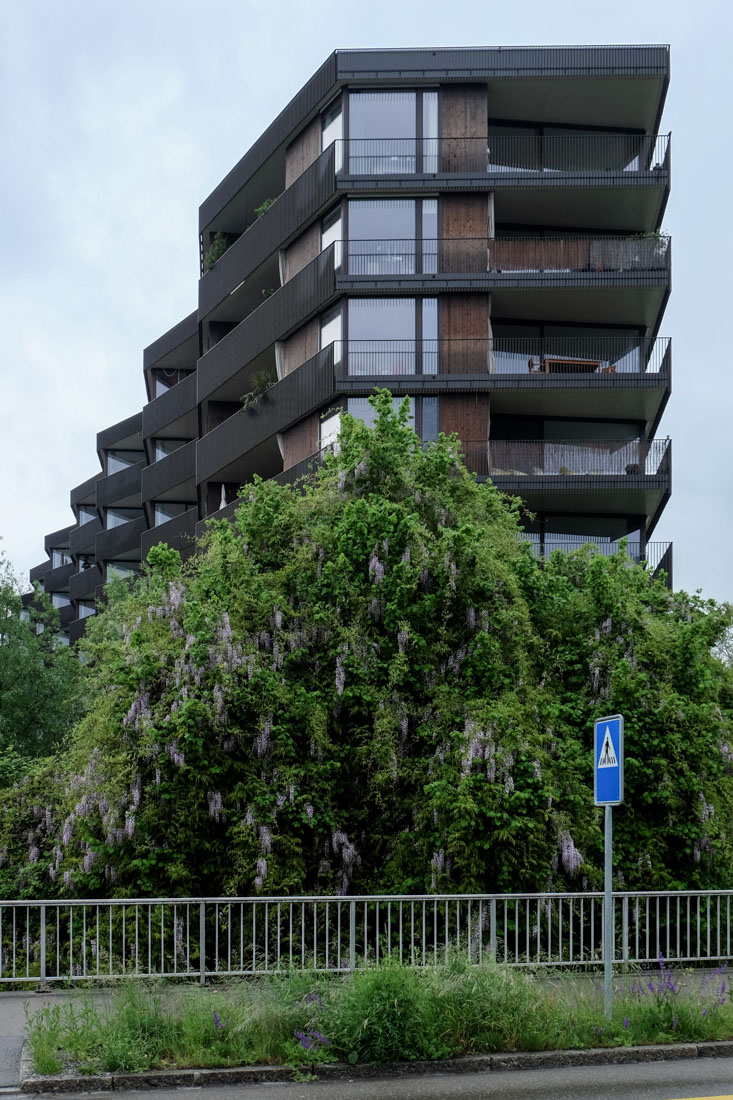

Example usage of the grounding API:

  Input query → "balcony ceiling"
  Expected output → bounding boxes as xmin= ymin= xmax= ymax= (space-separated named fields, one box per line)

xmin=490 ymin=284 xmax=668 ymax=333
xmin=487 ymin=76 xmax=666 ymax=132
xmin=495 ymin=185 xmax=667 ymax=234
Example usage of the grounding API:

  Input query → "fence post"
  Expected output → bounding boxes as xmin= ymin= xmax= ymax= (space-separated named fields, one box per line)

xmin=199 ymin=902 xmax=206 ymax=986
xmin=39 ymin=904 xmax=47 ymax=987
xmin=622 ymin=897 xmax=629 ymax=965
xmin=349 ymin=901 xmax=356 ymax=972
xmin=489 ymin=899 xmax=497 ymax=960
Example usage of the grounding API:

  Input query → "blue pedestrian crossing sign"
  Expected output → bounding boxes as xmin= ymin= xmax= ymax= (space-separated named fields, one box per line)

xmin=594 ymin=714 xmax=624 ymax=805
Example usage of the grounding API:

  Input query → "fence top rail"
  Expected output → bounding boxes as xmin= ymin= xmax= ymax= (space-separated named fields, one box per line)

xmin=4 ymin=889 xmax=733 ymax=907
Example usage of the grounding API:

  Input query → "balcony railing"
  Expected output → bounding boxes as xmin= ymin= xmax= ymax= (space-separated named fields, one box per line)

xmin=332 ymin=337 xmax=670 ymax=378
xmin=519 ymin=537 xmax=671 ymax=572
xmin=277 ymin=438 xmax=671 ymax=487
xmin=335 ymin=134 xmax=670 ymax=176
xmin=343 ymin=236 xmax=671 ymax=277
xmin=466 ymin=437 xmax=671 ymax=478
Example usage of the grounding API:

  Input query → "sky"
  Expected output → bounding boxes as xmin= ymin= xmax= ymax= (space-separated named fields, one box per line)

xmin=1 ymin=0 xmax=731 ymax=603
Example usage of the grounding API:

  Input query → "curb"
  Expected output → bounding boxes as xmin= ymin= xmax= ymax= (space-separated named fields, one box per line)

xmin=19 ymin=1039 xmax=733 ymax=1093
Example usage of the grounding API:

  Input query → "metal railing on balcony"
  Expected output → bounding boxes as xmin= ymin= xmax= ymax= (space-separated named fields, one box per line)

xmin=519 ymin=538 xmax=671 ymax=573
xmin=335 ymin=134 xmax=670 ymax=176
xmin=464 ymin=437 xmax=671 ymax=478
xmin=343 ymin=236 xmax=670 ymax=277
xmin=276 ymin=438 xmax=671 ymax=488
xmin=332 ymin=337 xmax=670 ymax=378
xmin=0 ymin=889 xmax=727 ymax=984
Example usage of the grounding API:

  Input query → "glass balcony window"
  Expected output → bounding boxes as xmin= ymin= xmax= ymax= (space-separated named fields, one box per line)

xmin=153 ymin=439 xmax=188 ymax=462
xmin=106 ymin=563 xmax=139 ymax=581
xmin=106 ymin=450 xmax=144 ymax=475
xmin=153 ymin=501 xmax=192 ymax=527
xmin=51 ymin=548 xmax=72 ymax=569
xmin=78 ymin=601 xmax=96 ymax=619
xmin=106 ymin=508 xmax=144 ymax=529
xmin=51 ymin=592 xmax=71 ymax=609
xmin=78 ymin=506 xmax=96 ymax=525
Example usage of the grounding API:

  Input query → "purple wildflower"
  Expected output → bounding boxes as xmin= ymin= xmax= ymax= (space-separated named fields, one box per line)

xmin=213 ymin=1011 xmax=225 ymax=1030
xmin=623 ymin=1016 xmax=629 ymax=1029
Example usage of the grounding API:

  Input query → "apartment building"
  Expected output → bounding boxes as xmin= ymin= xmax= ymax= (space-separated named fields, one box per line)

xmin=26 ymin=45 xmax=672 ymax=643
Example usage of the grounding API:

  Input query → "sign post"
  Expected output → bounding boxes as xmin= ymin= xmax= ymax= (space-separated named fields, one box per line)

xmin=594 ymin=714 xmax=624 ymax=1020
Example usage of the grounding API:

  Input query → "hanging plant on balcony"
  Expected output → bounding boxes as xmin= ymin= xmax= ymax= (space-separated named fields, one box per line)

xmin=240 ymin=368 xmax=277 ymax=411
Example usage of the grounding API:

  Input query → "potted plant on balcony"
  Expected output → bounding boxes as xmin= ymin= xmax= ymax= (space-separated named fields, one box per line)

xmin=240 ymin=367 xmax=277 ymax=412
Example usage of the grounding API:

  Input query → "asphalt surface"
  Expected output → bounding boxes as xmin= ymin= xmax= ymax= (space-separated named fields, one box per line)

xmin=21 ymin=1059 xmax=733 ymax=1099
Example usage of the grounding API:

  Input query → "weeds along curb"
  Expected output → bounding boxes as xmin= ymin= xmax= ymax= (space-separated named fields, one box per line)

xmin=19 ymin=1040 xmax=733 ymax=1093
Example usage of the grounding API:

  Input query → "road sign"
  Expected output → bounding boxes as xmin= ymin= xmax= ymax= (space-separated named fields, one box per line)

xmin=594 ymin=714 xmax=624 ymax=806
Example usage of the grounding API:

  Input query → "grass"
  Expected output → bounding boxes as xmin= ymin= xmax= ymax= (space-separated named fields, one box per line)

xmin=24 ymin=955 xmax=733 ymax=1076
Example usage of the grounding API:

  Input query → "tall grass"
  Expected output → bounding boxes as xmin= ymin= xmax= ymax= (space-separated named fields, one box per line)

xmin=25 ymin=955 xmax=733 ymax=1075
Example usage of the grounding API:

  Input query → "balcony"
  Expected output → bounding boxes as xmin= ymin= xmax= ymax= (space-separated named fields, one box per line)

xmin=336 ymin=133 xmax=669 ymax=178
xmin=342 ymin=235 xmax=670 ymax=280
xmin=69 ymin=566 xmax=101 ymax=602
xmin=141 ymin=508 xmax=197 ymax=560
xmin=70 ymin=517 xmax=102 ymax=556
xmin=520 ymin=537 xmax=673 ymax=586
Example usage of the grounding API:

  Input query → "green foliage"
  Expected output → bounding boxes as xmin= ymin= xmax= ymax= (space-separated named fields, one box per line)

xmin=240 ymin=367 xmax=277 ymax=409
xmin=25 ymin=960 xmax=733 ymax=1074
xmin=254 ymin=197 xmax=277 ymax=219
xmin=1 ymin=393 xmax=732 ymax=899
xmin=202 ymin=232 xmax=230 ymax=272
xmin=0 ymin=551 xmax=84 ymax=759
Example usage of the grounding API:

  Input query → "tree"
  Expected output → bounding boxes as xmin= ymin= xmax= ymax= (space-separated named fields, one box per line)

xmin=0 ymin=550 xmax=84 ymax=758
xmin=1 ymin=394 xmax=732 ymax=900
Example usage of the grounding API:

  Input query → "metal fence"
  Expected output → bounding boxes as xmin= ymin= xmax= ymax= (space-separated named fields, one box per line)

xmin=343 ymin=236 xmax=671 ymax=277
xmin=332 ymin=336 xmax=671 ymax=377
xmin=335 ymin=134 xmax=670 ymax=176
xmin=0 ymin=891 xmax=730 ymax=985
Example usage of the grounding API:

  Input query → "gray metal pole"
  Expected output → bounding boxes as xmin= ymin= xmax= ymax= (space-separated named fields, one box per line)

xmin=604 ymin=804 xmax=613 ymax=1019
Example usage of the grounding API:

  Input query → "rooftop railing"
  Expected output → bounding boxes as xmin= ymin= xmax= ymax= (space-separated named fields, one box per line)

xmin=343 ymin=236 xmax=671 ymax=277
xmin=335 ymin=134 xmax=670 ymax=176
xmin=332 ymin=337 xmax=670 ymax=378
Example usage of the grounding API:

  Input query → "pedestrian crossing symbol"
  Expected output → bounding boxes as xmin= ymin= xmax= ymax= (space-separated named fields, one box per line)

xmin=594 ymin=714 xmax=623 ymax=805
xmin=598 ymin=727 xmax=618 ymax=768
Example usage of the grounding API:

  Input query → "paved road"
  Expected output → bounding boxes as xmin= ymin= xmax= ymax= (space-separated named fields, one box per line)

xmin=23 ymin=1059 xmax=733 ymax=1099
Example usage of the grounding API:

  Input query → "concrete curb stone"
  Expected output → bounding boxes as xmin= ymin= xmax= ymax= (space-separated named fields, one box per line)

xmin=18 ymin=1040 xmax=733 ymax=1093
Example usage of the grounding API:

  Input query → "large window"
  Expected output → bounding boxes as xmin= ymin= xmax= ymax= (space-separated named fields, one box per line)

xmin=346 ymin=298 xmax=438 ymax=375
xmin=348 ymin=91 xmax=437 ymax=174
xmin=106 ymin=508 xmax=144 ymax=529
xmin=153 ymin=501 xmax=193 ymax=527
xmin=51 ymin=548 xmax=72 ymax=569
xmin=153 ymin=438 xmax=187 ymax=462
xmin=78 ymin=506 xmax=96 ymax=525
xmin=347 ymin=199 xmax=437 ymax=275
xmin=321 ymin=98 xmax=343 ymax=171
xmin=106 ymin=562 xmax=139 ymax=581
xmin=106 ymin=449 xmax=144 ymax=475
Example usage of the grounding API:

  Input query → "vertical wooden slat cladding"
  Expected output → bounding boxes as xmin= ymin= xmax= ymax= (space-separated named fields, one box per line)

xmin=280 ymin=413 xmax=319 ymax=469
xmin=279 ymin=319 xmax=320 ymax=377
xmin=281 ymin=223 xmax=321 ymax=283
xmin=439 ymin=195 xmax=488 ymax=273
xmin=439 ymin=295 xmax=489 ymax=374
xmin=440 ymin=396 xmax=490 ymax=474
xmin=285 ymin=117 xmax=322 ymax=189
xmin=440 ymin=85 xmax=488 ymax=171
xmin=489 ymin=238 xmax=591 ymax=271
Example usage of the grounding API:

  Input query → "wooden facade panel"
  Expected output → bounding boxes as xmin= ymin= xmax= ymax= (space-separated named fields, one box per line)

xmin=285 ymin=117 xmax=322 ymax=189
xmin=440 ymin=84 xmax=488 ymax=171
xmin=280 ymin=412 xmax=319 ymax=469
xmin=440 ymin=394 xmax=489 ymax=438
xmin=281 ymin=223 xmax=321 ymax=283
xmin=439 ymin=294 xmax=489 ymax=374
xmin=440 ymin=194 xmax=489 ymax=241
xmin=278 ymin=318 xmax=320 ymax=378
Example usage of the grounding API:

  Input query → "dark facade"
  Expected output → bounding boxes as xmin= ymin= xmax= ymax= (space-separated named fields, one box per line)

xmin=27 ymin=46 xmax=673 ymax=641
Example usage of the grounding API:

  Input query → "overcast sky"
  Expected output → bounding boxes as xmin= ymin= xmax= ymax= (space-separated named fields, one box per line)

xmin=1 ymin=0 xmax=731 ymax=602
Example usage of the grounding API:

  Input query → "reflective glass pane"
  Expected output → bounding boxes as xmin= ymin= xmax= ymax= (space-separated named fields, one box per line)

xmin=348 ymin=396 xmax=415 ymax=429
xmin=423 ymin=91 xmax=439 ymax=172
xmin=348 ymin=200 xmax=415 ymax=274
xmin=347 ymin=299 xmax=416 ymax=376
xmin=320 ymin=412 xmax=341 ymax=449
xmin=422 ymin=397 xmax=439 ymax=441
xmin=349 ymin=92 xmax=416 ymax=174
